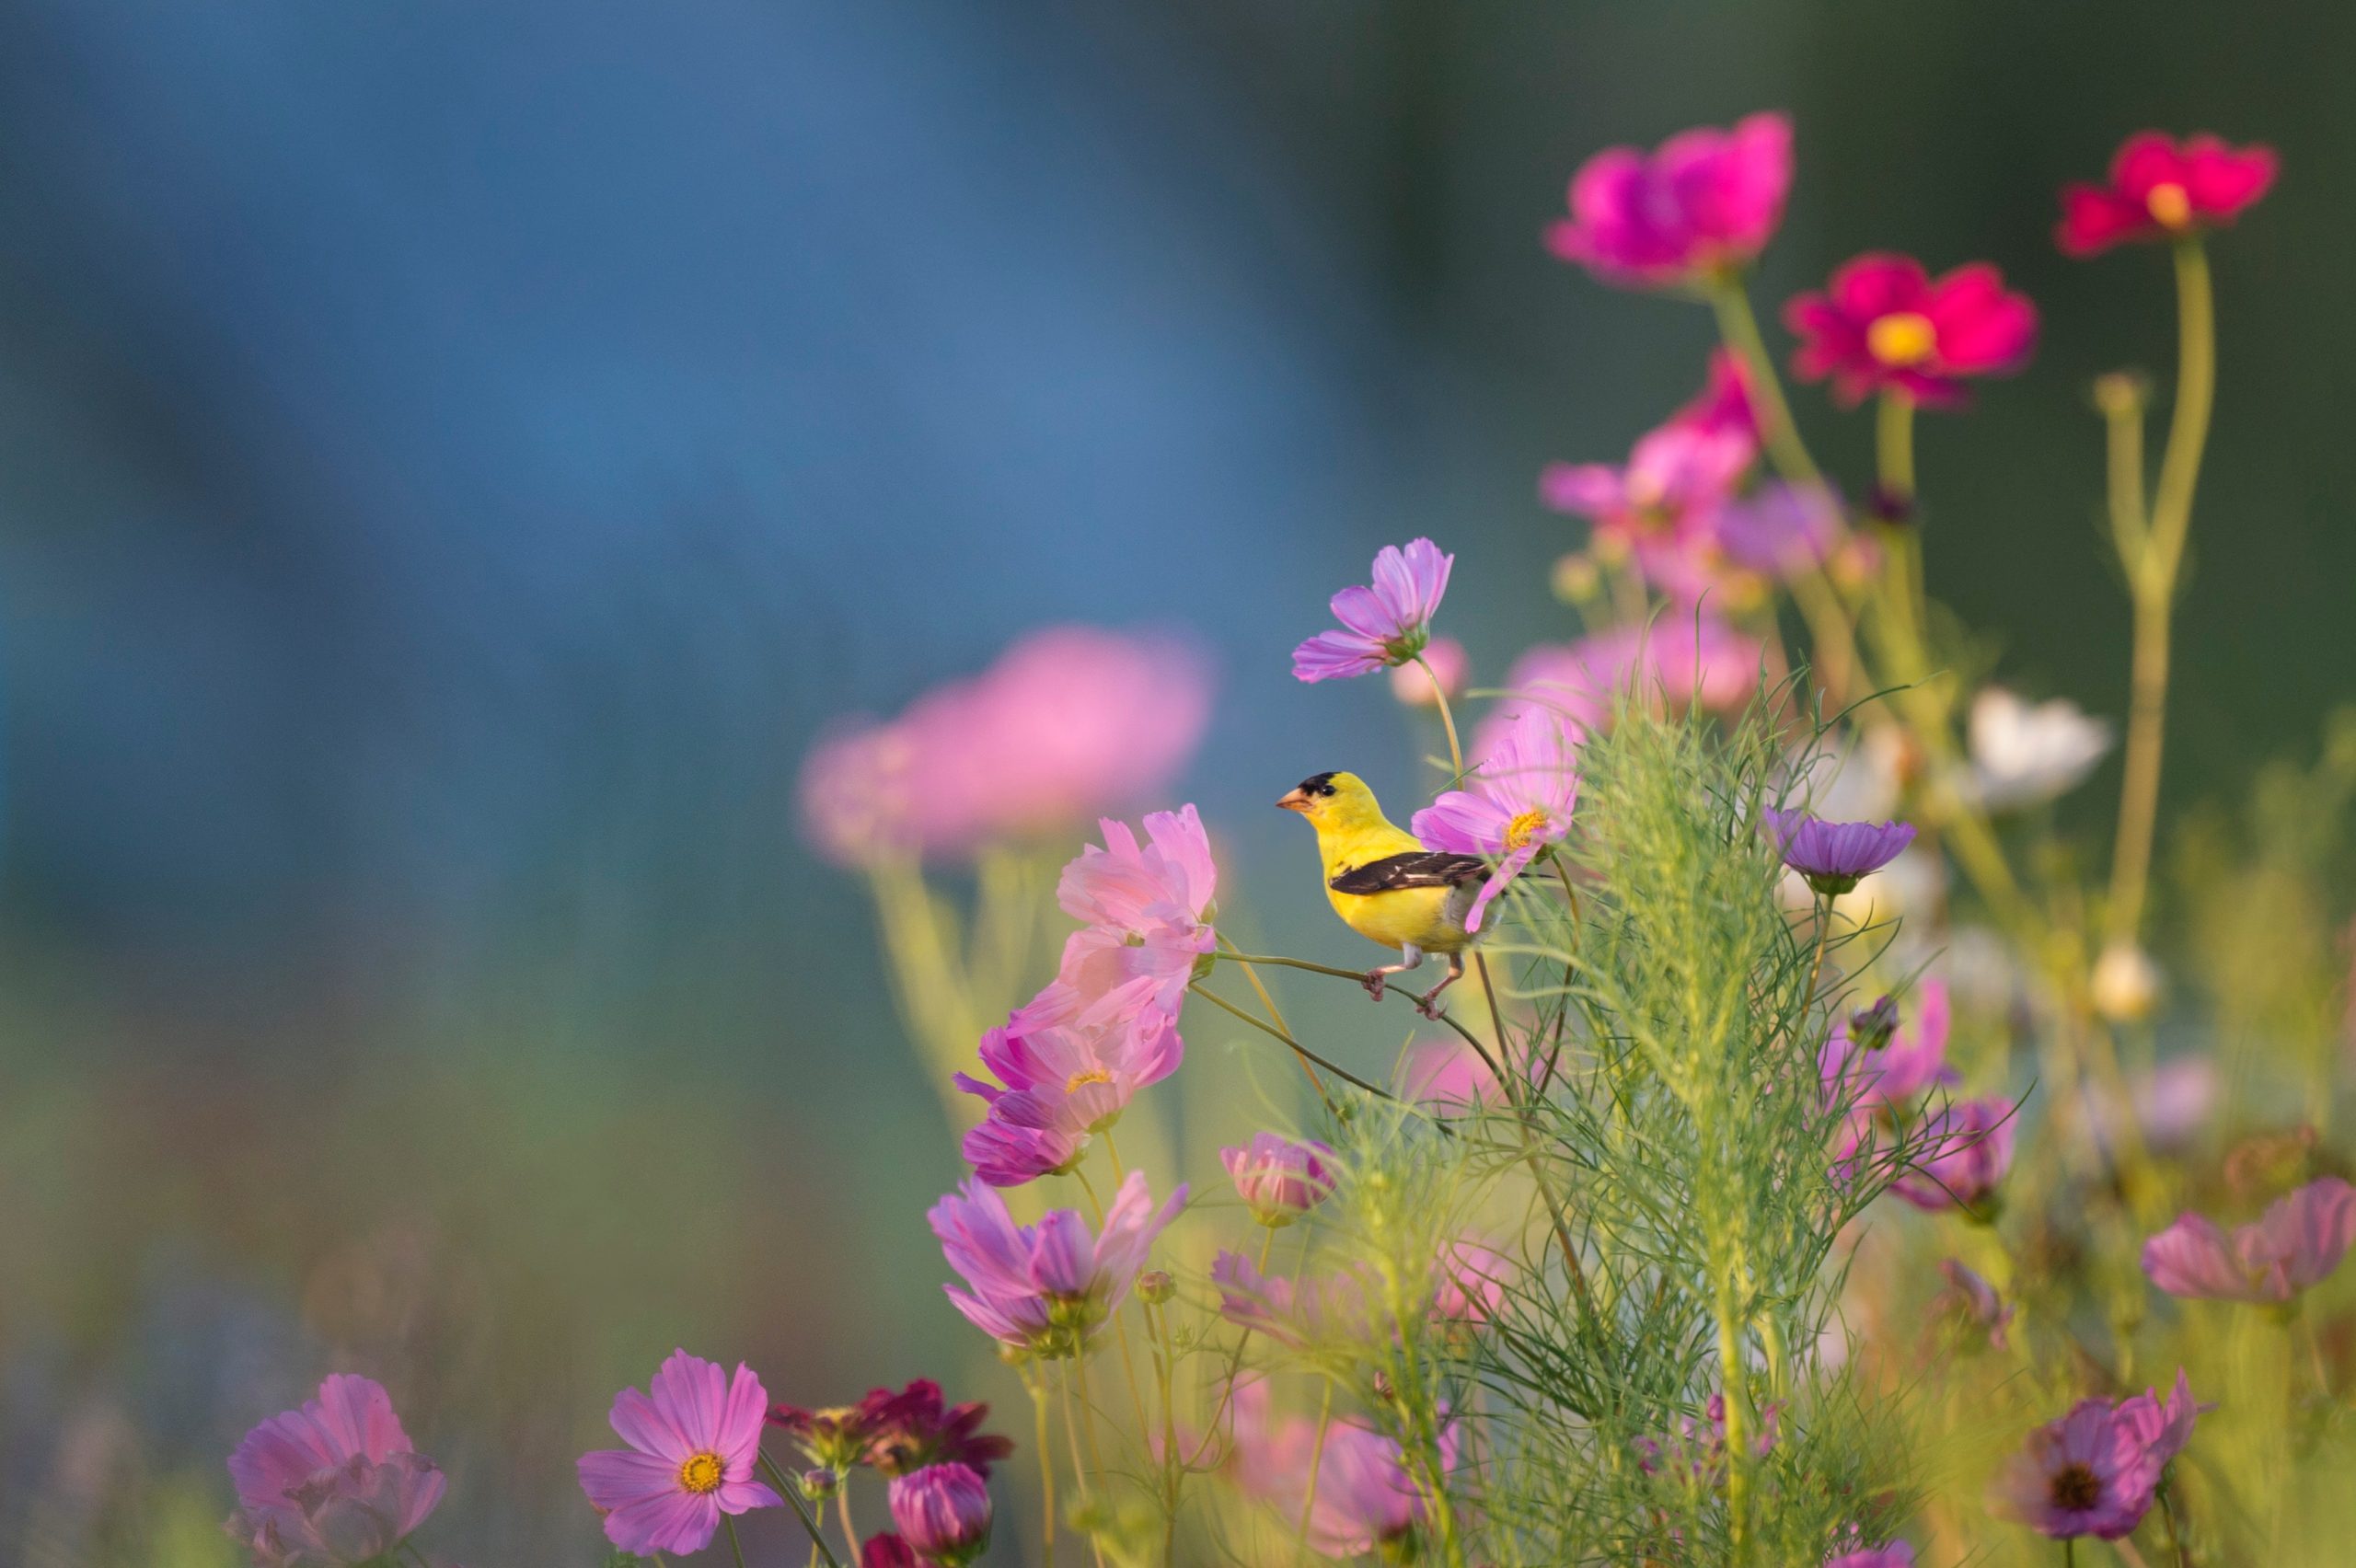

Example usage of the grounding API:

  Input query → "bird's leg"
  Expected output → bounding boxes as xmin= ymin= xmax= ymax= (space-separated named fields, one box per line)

xmin=1413 ymin=952 xmax=1467 ymax=1019
xmin=1363 ymin=944 xmax=1425 ymax=1003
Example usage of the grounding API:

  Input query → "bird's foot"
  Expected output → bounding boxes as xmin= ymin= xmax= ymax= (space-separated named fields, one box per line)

xmin=1413 ymin=987 xmax=1448 ymax=1020
xmin=1361 ymin=971 xmax=1391 ymax=1003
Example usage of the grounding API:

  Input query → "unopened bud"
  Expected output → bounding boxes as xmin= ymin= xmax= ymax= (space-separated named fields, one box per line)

xmin=2092 ymin=371 xmax=2151 ymax=419
xmin=2091 ymin=940 xmax=2163 ymax=1024
xmin=801 ymin=1467 xmax=838 ymax=1500
xmin=1848 ymin=995 xmax=1900 ymax=1052
xmin=1138 ymin=1269 xmax=1175 ymax=1306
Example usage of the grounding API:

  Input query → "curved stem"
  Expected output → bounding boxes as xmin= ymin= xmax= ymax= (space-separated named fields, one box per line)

xmin=835 ymin=1491 xmax=858 ymax=1561
xmin=1186 ymin=981 xmax=1394 ymax=1101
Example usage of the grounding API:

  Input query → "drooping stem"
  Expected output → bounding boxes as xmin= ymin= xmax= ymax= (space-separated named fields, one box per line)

xmin=2108 ymin=240 xmax=2215 ymax=944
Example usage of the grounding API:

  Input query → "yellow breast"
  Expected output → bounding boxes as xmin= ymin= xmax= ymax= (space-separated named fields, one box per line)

xmin=1326 ymin=882 xmax=1473 ymax=953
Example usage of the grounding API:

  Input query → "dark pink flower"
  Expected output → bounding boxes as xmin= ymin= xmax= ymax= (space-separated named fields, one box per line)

xmin=1785 ymin=254 xmax=2038 ymax=409
xmin=577 ymin=1351 xmax=781 ymax=1556
xmin=1546 ymin=113 xmax=1794 ymax=288
xmin=1292 ymin=537 xmax=1454 ymax=682
xmin=1892 ymin=1097 xmax=2017 ymax=1213
xmin=1412 ymin=708 xmax=1582 ymax=932
xmin=861 ymin=1535 xmax=919 ymax=1568
xmin=1221 ymin=1133 xmax=1337 ymax=1227
xmin=1826 ymin=1533 xmax=1914 ymax=1568
xmin=930 ymin=1170 xmax=1186 ymax=1357
xmin=1993 ymin=1375 xmax=2201 ymax=1540
xmin=2141 ymin=1177 xmax=2356 ymax=1304
xmin=799 ymin=627 xmax=1210 ymax=865
xmin=1672 ymin=349 xmax=1761 ymax=444
xmin=1542 ymin=423 xmax=1753 ymax=600
xmin=1763 ymin=807 xmax=1916 ymax=895
xmin=225 ymin=1374 xmax=445 ymax=1568
xmin=887 ymin=1462 xmax=993 ymax=1568
xmin=2060 ymin=132 xmax=2278 ymax=257
xmin=769 ymin=1380 xmax=1013 ymax=1480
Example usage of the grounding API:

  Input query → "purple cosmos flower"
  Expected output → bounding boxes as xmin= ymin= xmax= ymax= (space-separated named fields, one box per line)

xmin=1826 ymin=1533 xmax=1915 ymax=1568
xmin=1892 ymin=1097 xmax=2017 ymax=1213
xmin=1763 ymin=807 xmax=1917 ymax=895
xmin=1221 ymin=1378 xmax=1459 ymax=1559
xmin=1292 ymin=537 xmax=1454 ymax=682
xmin=225 ymin=1374 xmax=445 ymax=1568
xmin=2141 ymin=1177 xmax=2356 ymax=1304
xmin=1412 ymin=708 xmax=1582 ymax=933
xmin=577 ymin=1351 xmax=782 ymax=1556
xmin=886 ymin=1462 xmax=994 ymax=1568
xmin=955 ymin=1012 xmax=1184 ymax=1187
xmin=1993 ymin=1373 xmax=2200 ymax=1540
xmin=1716 ymin=481 xmax=1845 ymax=580
xmin=1934 ymin=1259 xmax=2015 ymax=1351
xmin=1546 ymin=112 xmax=1794 ymax=289
xmin=930 ymin=1170 xmax=1186 ymax=1358
xmin=1221 ymin=1133 xmax=1337 ymax=1227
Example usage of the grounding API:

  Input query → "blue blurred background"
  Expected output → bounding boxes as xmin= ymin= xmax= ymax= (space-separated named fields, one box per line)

xmin=1 ymin=1 xmax=2349 ymax=1558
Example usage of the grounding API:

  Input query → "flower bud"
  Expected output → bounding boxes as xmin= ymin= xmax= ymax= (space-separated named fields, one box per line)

xmin=1220 ymin=1134 xmax=1337 ymax=1228
xmin=1138 ymin=1269 xmax=1175 ymax=1306
xmin=2091 ymin=940 xmax=2162 ymax=1024
xmin=888 ymin=1463 xmax=993 ymax=1568
xmin=802 ymin=1466 xmax=840 ymax=1500
xmin=2092 ymin=370 xmax=2151 ymax=419
xmin=1848 ymin=994 xmax=1900 ymax=1053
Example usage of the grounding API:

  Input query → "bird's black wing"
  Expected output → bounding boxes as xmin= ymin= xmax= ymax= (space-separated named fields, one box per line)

xmin=1328 ymin=851 xmax=1488 ymax=894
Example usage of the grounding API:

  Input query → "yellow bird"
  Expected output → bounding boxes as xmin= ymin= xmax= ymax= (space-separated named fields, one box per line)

xmin=1277 ymin=770 xmax=1485 ymax=1015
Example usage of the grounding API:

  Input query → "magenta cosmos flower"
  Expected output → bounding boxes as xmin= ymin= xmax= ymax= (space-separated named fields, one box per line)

xmin=1021 ymin=803 xmax=1218 ymax=1033
xmin=799 ymin=626 xmax=1211 ymax=865
xmin=2141 ymin=1176 xmax=2356 ymax=1304
xmin=1546 ymin=112 xmax=1794 ymax=289
xmin=1786 ymin=254 xmax=2038 ymax=409
xmin=930 ymin=1170 xmax=1186 ymax=1357
xmin=1763 ymin=807 xmax=1915 ymax=896
xmin=1892 ymin=1097 xmax=2017 ymax=1214
xmin=577 ymin=1351 xmax=781 ymax=1555
xmin=1992 ymin=1371 xmax=2199 ymax=1539
xmin=1820 ymin=981 xmax=1958 ymax=1118
xmin=1674 ymin=349 xmax=1761 ymax=443
xmin=768 ymin=1378 xmax=1011 ymax=1479
xmin=1292 ymin=537 xmax=1454 ymax=682
xmin=225 ymin=1374 xmax=445 ymax=1568
xmin=956 ymin=1010 xmax=1184 ymax=1186
xmin=1413 ymin=707 xmax=1580 ymax=933
xmin=861 ymin=1535 xmax=919 ymax=1568
xmin=1221 ymin=1132 xmax=1336 ymax=1227
xmin=886 ymin=1462 xmax=993 ymax=1568
xmin=2060 ymin=132 xmax=2278 ymax=257
xmin=1542 ymin=421 xmax=1754 ymax=599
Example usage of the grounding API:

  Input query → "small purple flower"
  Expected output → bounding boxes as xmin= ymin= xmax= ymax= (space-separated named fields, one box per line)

xmin=1292 ymin=538 xmax=1454 ymax=682
xmin=1892 ymin=1097 xmax=2016 ymax=1214
xmin=2141 ymin=1177 xmax=2356 ymax=1304
xmin=886 ymin=1463 xmax=993 ymax=1568
xmin=1764 ymin=806 xmax=1916 ymax=895
xmin=1412 ymin=708 xmax=1581 ymax=932
xmin=1221 ymin=1133 xmax=1336 ymax=1227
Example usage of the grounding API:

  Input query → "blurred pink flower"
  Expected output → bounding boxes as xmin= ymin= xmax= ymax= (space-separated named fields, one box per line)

xmin=1715 ymin=482 xmax=1843 ymax=579
xmin=1210 ymin=1251 xmax=1370 ymax=1350
xmin=2059 ymin=132 xmax=2277 ymax=257
xmin=226 ymin=1374 xmax=445 ymax=1568
xmin=1221 ymin=1133 xmax=1337 ymax=1227
xmin=1892 ymin=1097 xmax=2017 ymax=1213
xmin=955 ymin=1012 xmax=1184 ymax=1187
xmin=1222 ymin=1378 xmax=1459 ymax=1558
xmin=1821 ymin=980 xmax=1958 ymax=1118
xmin=1472 ymin=617 xmax=1769 ymax=764
xmin=861 ymin=1534 xmax=919 ymax=1568
xmin=798 ymin=627 xmax=1211 ymax=865
xmin=1546 ymin=112 xmax=1794 ymax=288
xmin=1672 ymin=348 xmax=1761 ymax=444
xmin=1021 ymin=804 xmax=1218 ymax=1033
xmin=1433 ymin=1239 xmax=1512 ymax=1324
xmin=768 ymin=1379 xmax=1011 ymax=1479
xmin=1390 ymin=635 xmax=1469 ymax=706
xmin=1786 ymin=254 xmax=2038 ymax=409
xmin=1396 ymin=1036 xmax=1511 ymax=1111
xmin=1992 ymin=1373 xmax=2199 ymax=1540
xmin=576 ymin=1351 xmax=780 ymax=1556
xmin=1542 ymin=423 xmax=1753 ymax=599
xmin=886 ymin=1462 xmax=993 ymax=1567
xmin=1826 ymin=1533 xmax=1914 ymax=1568
xmin=1292 ymin=537 xmax=1454 ymax=682
xmin=1413 ymin=707 xmax=1581 ymax=932
xmin=2141 ymin=1177 xmax=2356 ymax=1304
xmin=930 ymin=1170 xmax=1185 ymax=1356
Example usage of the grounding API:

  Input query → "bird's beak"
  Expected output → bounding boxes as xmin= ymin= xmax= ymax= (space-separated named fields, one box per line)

xmin=1276 ymin=787 xmax=1311 ymax=813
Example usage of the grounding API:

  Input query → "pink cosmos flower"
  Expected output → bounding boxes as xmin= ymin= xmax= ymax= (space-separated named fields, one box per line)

xmin=577 ymin=1351 xmax=782 ymax=1555
xmin=1412 ymin=707 xmax=1581 ymax=933
xmin=1786 ymin=254 xmax=2038 ymax=409
xmin=1391 ymin=636 xmax=1469 ymax=707
xmin=1820 ymin=981 xmax=1958 ymax=1119
xmin=1221 ymin=1133 xmax=1337 ymax=1227
xmin=1672 ymin=349 xmax=1761 ymax=444
xmin=1221 ymin=1378 xmax=1460 ymax=1558
xmin=1546 ymin=112 xmax=1794 ymax=288
xmin=1762 ymin=808 xmax=1916 ymax=895
xmin=225 ymin=1374 xmax=445 ymax=1568
xmin=861 ymin=1535 xmax=919 ymax=1568
xmin=1433 ymin=1239 xmax=1512 ymax=1324
xmin=1396 ymin=1036 xmax=1511 ymax=1111
xmin=1542 ymin=422 xmax=1754 ymax=600
xmin=1992 ymin=1373 xmax=2200 ymax=1540
xmin=1021 ymin=804 xmax=1218 ymax=1032
xmin=2059 ymin=132 xmax=2278 ymax=257
xmin=799 ymin=627 xmax=1211 ymax=865
xmin=930 ymin=1170 xmax=1186 ymax=1357
xmin=1892 ymin=1097 xmax=2017 ymax=1213
xmin=1472 ymin=618 xmax=1770 ymax=764
xmin=1292 ymin=537 xmax=1455 ymax=682
xmin=1210 ymin=1251 xmax=1371 ymax=1350
xmin=886 ymin=1462 xmax=994 ymax=1568
xmin=2141 ymin=1177 xmax=2356 ymax=1304
xmin=1715 ymin=482 xmax=1844 ymax=579
xmin=1826 ymin=1533 xmax=1915 ymax=1568
xmin=955 ymin=1011 xmax=1184 ymax=1187
xmin=1934 ymin=1258 xmax=2015 ymax=1351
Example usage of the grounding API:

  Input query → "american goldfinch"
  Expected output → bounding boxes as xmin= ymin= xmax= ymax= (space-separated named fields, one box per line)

xmin=1277 ymin=770 xmax=1484 ymax=1014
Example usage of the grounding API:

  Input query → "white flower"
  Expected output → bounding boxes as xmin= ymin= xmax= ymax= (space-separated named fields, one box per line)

xmin=1967 ymin=687 xmax=2112 ymax=812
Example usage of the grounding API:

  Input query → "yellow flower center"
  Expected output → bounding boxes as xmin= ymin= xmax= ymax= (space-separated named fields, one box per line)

xmin=1865 ymin=311 xmax=1937 ymax=368
xmin=1504 ymin=808 xmax=1552 ymax=850
xmin=678 ymin=1451 xmax=725 ymax=1494
xmin=2144 ymin=180 xmax=2192 ymax=229
xmin=1065 ymin=1066 xmax=1114 ymax=1094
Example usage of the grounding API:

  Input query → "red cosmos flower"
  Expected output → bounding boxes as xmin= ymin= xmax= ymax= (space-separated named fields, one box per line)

xmin=1785 ymin=254 xmax=2038 ymax=409
xmin=2058 ymin=132 xmax=2277 ymax=258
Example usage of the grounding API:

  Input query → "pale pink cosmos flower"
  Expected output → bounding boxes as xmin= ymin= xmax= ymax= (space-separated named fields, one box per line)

xmin=225 ymin=1374 xmax=445 ymax=1568
xmin=576 ymin=1351 xmax=781 ymax=1556
xmin=1221 ymin=1378 xmax=1459 ymax=1559
xmin=1210 ymin=1251 xmax=1371 ymax=1350
xmin=1292 ymin=537 xmax=1454 ymax=682
xmin=2141 ymin=1177 xmax=2356 ymax=1304
xmin=1395 ymin=1037 xmax=1511 ymax=1112
xmin=1021 ymin=804 xmax=1218 ymax=1032
xmin=1412 ymin=707 xmax=1581 ymax=932
xmin=956 ymin=1012 xmax=1184 ymax=1187
xmin=1546 ymin=112 xmax=1795 ymax=289
xmin=1472 ymin=618 xmax=1769 ymax=764
xmin=799 ymin=627 xmax=1211 ymax=865
xmin=1221 ymin=1133 xmax=1337 ymax=1227
xmin=1390 ymin=635 xmax=1469 ymax=706
xmin=1542 ymin=422 xmax=1754 ymax=600
xmin=930 ymin=1170 xmax=1186 ymax=1357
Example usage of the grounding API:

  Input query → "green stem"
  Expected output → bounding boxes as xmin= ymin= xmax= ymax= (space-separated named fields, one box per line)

xmin=1217 ymin=934 xmax=1331 ymax=1108
xmin=835 ymin=1489 xmax=858 ymax=1559
xmin=1030 ymin=1376 xmax=1059 ymax=1568
xmin=1706 ymin=277 xmax=1824 ymax=489
xmin=1185 ymin=981 xmax=1395 ymax=1100
xmin=1292 ymin=1380 xmax=1335 ymax=1563
xmin=723 ymin=1513 xmax=750 ymax=1568
xmin=1875 ymin=387 xmax=1916 ymax=505
xmin=758 ymin=1450 xmax=846 ymax=1568
xmin=1415 ymin=652 xmax=1467 ymax=779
